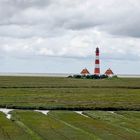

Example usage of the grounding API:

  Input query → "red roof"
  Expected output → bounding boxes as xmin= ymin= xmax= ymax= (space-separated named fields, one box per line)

xmin=105 ymin=68 xmax=114 ymax=75
xmin=81 ymin=68 xmax=90 ymax=75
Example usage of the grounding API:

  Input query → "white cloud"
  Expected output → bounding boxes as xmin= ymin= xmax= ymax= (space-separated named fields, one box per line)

xmin=0 ymin=0 xmax=140 ymax=74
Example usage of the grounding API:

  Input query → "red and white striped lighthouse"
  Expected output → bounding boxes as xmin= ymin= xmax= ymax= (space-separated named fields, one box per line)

xmin=94 ymin=47 xmax=100 ymax=75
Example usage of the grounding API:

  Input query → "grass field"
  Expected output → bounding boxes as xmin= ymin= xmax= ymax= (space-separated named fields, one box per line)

xmin=0 ymin=112 xmax=32 ymax=140
xmin=0 ymin=76 xmax=140 ymax=139
xmin=11 ymin=110 xmax=99 ymax=140
xmin=0 ymin=110 xmax=139 ymax=140
xmin=0 ymin=76 xmax=139 ymax=110
xmin=49 ymin=111 xmax=140 ymax=140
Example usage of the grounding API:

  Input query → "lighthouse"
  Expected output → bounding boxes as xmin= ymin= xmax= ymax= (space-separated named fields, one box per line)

xmin=94 ymin=47 xmax=100 ymax=75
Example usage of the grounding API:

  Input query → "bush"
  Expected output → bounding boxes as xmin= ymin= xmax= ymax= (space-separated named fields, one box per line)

xmin=73 ymin=75 xmax=82 ymax=79
xmin=67 ymin=75 xmax=73 ymax=78
xmin=85 ymin=75 xmax=92 ymax=79
xmin=70 ymin=74 xmax=109 ymax=79
xmin=100 ymin=74 xmax=108 ymax=79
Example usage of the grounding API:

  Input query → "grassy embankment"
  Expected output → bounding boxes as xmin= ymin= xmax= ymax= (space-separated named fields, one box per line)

xmin=0 ymin=76 xmax=140 ymax=110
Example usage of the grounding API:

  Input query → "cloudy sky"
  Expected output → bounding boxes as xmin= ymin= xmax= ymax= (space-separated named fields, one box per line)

xmin=0 ymin=0 xmax=140 ymax=74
